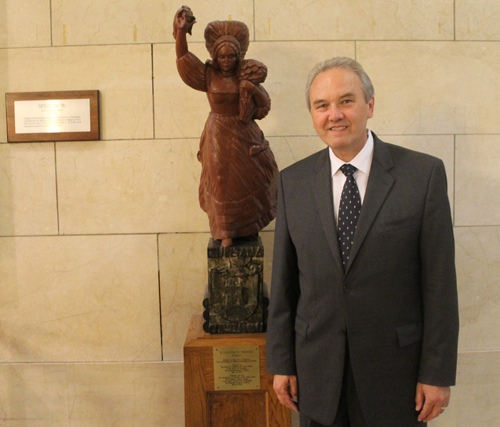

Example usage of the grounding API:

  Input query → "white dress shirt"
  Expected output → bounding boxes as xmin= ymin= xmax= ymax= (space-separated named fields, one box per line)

xmin=329 ymin=130 xmax=374 ymax=226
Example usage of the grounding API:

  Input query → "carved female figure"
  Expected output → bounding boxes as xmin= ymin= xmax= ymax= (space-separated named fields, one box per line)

xmin=173 ymin=7 xmax=278 ymax=247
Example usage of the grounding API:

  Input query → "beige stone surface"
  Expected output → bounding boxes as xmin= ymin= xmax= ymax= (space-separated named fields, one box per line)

xmin=153 ymin=43 xmax=211 ymax=140
xmin=255 ymin=0 xmax=453 ymax=41
xmin=66 ymin=362 xmax=184 ymax=427
xmin=159 ymin=232 xmax=209 ymax=361
xmin=0 ymin=362 xmax=184 ymax=427
xmin=270 ymin=136 xmax=331 ymax=171
xmin=262 ymin=136 xmax=326 ymax=232
xmin=0 ymin=45 xmax=153 ymax=142
xmin=0 ymin=0 xmax=51 ymax=48
xmin=358 ymin=42 xmax=500 ymax=135
xmin=159 ymin=232 xmax=275 ymax=360
xmin=253 ymin=42 xmax=355 ymax=138
xmin=0 ymin=143 xmax=58 ymax=236
xmin=153 ymin=41 xmax=354 ymax=139
xmin=429 ymin=352 xmax=500 ymax=427
xmin=56 ymin=139 xmax=207 ymax=235
xmin=381 ymin=135 xmax=455 ymax=209
xmin=455 ymin=227 xmax=500 ymax=352
xmin=56 ymin=137 xmax=329 ymax=236
xmin=456 ymin=0 xmax=500 ymax=41
xmin=455 ymin=136 xmax=500 ymax=226
xmin=0 ymin=235 xmax=161 ymax=362
xmin=52 ymin=0 xmax=253 ymax=46
xmin=269 ymin=134 xmax=454 ymax=212
xmin=0 ymin=363 xmax=69 ymax=427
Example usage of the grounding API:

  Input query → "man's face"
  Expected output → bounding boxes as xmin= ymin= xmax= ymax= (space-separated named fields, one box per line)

xmin=309 ymin=68 xmax=374 ymax=162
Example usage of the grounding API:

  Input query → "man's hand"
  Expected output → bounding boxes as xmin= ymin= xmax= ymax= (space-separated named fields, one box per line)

xmin=273 ymin=375 xmax=299 ymax=412
xmin=415 ymin=382 xmax=451 ymax=422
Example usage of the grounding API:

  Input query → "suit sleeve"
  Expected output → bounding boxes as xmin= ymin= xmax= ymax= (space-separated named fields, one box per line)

xmin=266 ymin=172 xmax=301 ymax=376
xmin=418 ymin=159 xmax=459 ymax=386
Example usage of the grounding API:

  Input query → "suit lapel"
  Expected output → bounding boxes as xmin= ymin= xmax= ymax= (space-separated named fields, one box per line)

xmin=311 ymin=148 xmax=343 ymax=271
xmin=346 ymin=136 xmax=395 ymax=275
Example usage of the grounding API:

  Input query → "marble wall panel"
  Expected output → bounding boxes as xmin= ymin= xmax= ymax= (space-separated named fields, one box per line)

xmin=456 ymin=0 xmax=500 ymax=41
xmin=429 ymin=352 xmax=500 ymax=427
xmin=159 ymin=231 xmax=275 ymax=360
xmin=455 ymin=227 xmax=500 ymax=352
xmin=153 ymin=43 xmax=211 ymax=140
xmin=52 ymin=0 xmax=253 ymax=46
xmin=0 ymin=235 xmax=161 ymax=362
xmin=0 ymin=362 xmax=184 ymax=427
xmin=66 ymin=362 xmax=184 ymax=427
xmin=455 ymin=136 xmax=500 ymax=226
xmin=159 ymin=232 xmax=209 ymax=361
xmin=267 ymin=135 xmax=455 ymax=219
xmin=271 ymin=135 xmax=453 ymax=178
xmin=56 ymin=139 xmax=206 ymax=235
xmin=1 ymin=0 xmax=51 ymax=48
xmin=56 ymin=136 xmax=330 ymax=236
xmin=153 ymin=42 xmax=355 ymax=139
xmin=0 ymin=363 xmax=69 ymax=427
xmin=357 ymin=42 xmax=500 ymax=135
xmin=263 ymin=136 xmax=327 ymax=232
xmin=268 ymin=136 xmax=326 ymax=170
xmin=0 ymin=45 xmax=153 ymax=142
xmin=255 ymin=0 xmax=453 ymax=41
xmin=246 ymin=42 xmax=355 ymax=138
xmin=0 ymin=143 xmax=58 ymax=236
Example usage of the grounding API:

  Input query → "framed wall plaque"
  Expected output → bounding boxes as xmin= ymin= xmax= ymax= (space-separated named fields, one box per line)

xmin=6 ymin=90 xmax=99 ymax=142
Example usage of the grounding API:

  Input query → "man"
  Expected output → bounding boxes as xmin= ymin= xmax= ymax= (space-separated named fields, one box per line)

xmin=266 ymin=57 xmax=459 ymax=427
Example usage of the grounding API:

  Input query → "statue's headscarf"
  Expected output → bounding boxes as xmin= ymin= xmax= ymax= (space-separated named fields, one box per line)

xmin=204 ymin=20 xmax=250 ymax=60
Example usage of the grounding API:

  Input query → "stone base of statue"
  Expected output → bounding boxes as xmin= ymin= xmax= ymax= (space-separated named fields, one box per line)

xmin=203 ymin=237 xmax=269 ymax=334
xmin=184 ymin=315 xmax=291 ymax=427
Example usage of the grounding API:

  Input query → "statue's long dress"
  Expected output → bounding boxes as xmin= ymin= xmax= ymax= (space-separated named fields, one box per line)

xmin=177 ymin=52 xmax=278 ymax=240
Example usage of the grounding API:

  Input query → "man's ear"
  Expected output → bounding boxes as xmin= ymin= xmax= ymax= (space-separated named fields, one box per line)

xmin=367 ymin=97 xmax=375 ymax=118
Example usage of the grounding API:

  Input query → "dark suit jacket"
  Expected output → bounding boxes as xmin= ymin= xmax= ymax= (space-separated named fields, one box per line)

xmin=266 ymin=134 xmax=459 ymax=426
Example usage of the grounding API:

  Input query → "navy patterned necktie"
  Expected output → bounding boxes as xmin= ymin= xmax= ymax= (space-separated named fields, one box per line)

xmin=338 ymin=164 xmax=362 ymax=269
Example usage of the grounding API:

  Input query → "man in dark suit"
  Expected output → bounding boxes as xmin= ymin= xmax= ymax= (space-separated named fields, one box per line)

xmin=266 ymin=57 xmax=459 ymax=427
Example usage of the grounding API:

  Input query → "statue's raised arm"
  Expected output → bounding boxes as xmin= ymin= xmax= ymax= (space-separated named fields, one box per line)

xmin=172 ymin=6 xmax=278 ymax=247
xmin=173 ymin=6 xmax=196 ymax=58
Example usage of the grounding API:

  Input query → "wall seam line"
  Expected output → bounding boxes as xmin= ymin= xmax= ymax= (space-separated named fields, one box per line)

xmin=253 ymin=0 xmax=256 ymax=41
xmin=151 ymin=44 xmax=156 ymax=139
xmin=453 ymin=134 xmax=456 ymax=224
xmin=49 ymin=0 xmax=53 ymax=46
xmin=157 ymin=233 xmax=164 ymax=361
xmin=54 ymin=143 xmax=60 ymax=234
xmin=453 ymin=0 xmax=457 ymax=41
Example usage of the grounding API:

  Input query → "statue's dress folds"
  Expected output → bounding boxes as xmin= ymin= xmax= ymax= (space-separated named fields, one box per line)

xmin=177 ymin=52 xmax=278 ymax=240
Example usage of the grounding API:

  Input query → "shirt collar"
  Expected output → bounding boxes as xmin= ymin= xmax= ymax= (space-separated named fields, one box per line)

xmin=329 ymin=129 xmax=374 ymax=177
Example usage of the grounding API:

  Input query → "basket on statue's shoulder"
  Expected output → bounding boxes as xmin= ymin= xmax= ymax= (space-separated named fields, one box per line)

xmin=238 ymin=59 xmax=270 ymax=123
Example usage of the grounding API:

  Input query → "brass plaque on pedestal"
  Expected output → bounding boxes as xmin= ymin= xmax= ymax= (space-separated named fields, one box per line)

xmin=213 ymin=346 xmax=260 ymax=391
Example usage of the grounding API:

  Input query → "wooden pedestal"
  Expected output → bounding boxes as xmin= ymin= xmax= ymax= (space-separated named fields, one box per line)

xmin=184 ymin=315 xmax=291 ymax=427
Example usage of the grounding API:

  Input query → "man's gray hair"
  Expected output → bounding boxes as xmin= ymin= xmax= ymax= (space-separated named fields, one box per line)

xmin=305 ymin=57 xmax=374 ymax=111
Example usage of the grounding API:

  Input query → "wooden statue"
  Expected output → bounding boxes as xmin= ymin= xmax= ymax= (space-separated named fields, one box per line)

xmin=173 ymin=6 xmax=279 ymax=247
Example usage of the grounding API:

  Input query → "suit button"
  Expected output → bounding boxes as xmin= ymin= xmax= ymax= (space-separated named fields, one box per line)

xmin=343 ymin=286 xmax=351 ymax=293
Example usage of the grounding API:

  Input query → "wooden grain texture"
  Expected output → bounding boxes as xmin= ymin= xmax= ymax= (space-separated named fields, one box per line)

xmin=6 ymin=90 xmax=99 ymax=142
xmin=209 ymin=392 xmax=267 ymax=427
xmin=184 ymin=315 xmax=291 ymax=427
